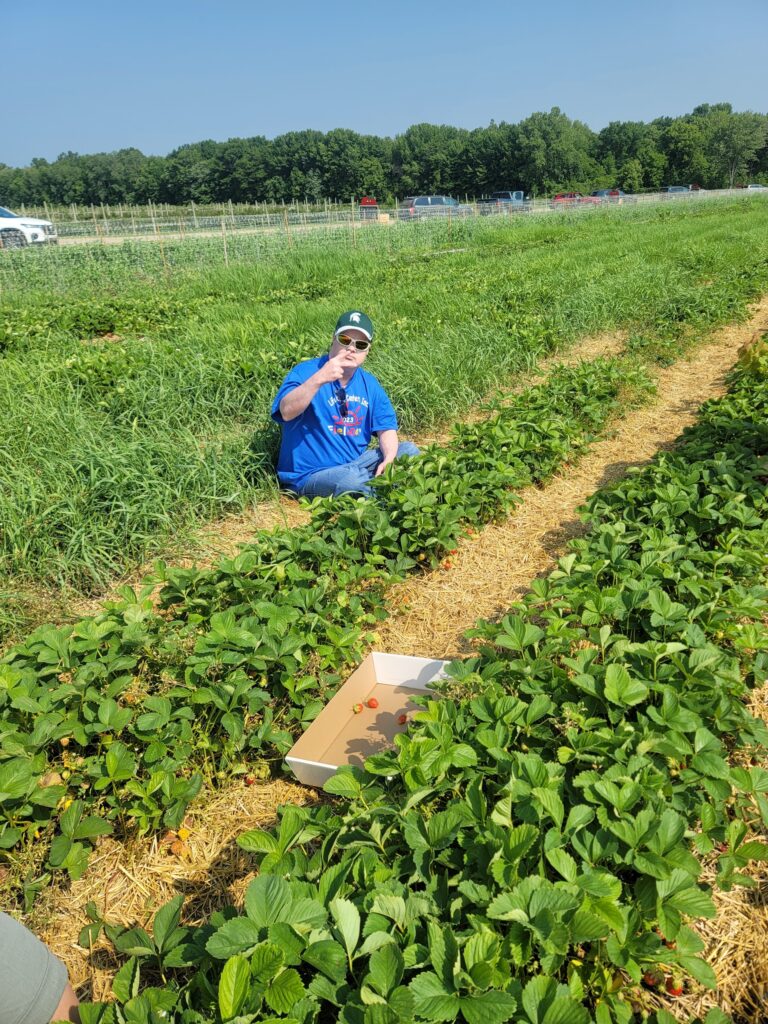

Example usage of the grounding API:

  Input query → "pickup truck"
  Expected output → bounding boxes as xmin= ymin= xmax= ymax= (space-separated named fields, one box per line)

xmin=477 ymin=190 xmax=527 ymax=214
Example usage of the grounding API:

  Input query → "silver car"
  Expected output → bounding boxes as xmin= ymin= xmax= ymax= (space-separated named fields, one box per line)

xmin=398 ymin=195 xmax=473 ymax=220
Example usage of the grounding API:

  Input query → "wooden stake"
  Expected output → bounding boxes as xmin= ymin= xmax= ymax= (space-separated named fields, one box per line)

xmin=221 ymin=217 xmax=229 ymax=265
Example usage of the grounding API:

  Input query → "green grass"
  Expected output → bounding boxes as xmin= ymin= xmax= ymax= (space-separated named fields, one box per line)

xmin=1 ymin=199 xmax=767 ymax=636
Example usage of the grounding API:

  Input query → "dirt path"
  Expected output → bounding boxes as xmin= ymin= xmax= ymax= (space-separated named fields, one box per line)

xmin=29 ymin=301 xmax=768 ymax=1007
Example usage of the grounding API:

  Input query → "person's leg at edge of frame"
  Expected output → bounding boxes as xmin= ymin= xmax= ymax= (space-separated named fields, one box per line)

xmin=53 ymin=984 xmax=80 ymax=1023
xmin=0 ymin=912 xmax=81 ymax=1024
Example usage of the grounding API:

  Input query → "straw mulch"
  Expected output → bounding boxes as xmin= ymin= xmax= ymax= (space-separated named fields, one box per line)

xmin=32 ymin=778 xmax=319 ymax=1000
xmin=378 ymin=299 xmax=768 ymax=659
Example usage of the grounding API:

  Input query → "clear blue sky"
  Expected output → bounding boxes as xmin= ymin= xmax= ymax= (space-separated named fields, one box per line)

xmin=6 ymin=0 xmax=767 ymax=167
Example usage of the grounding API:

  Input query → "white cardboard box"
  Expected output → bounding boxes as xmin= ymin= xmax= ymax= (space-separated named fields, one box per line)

xmin=285 ymin=652 xmax=451 ymax=787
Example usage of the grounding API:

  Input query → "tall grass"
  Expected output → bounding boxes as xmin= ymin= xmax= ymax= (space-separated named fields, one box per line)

xmin=1 ymin=199 xmax=768 ymax=630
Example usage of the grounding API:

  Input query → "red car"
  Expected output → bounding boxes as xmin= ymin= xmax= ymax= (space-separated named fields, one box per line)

xmin=550 ymin=192 xmax=601 ymax=209
xmin=359 ymin=196 xmax=379 ymax=221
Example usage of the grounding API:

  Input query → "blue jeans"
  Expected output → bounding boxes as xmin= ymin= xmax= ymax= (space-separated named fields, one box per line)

xmin=296 ymin=442 xmax=420 ymax=498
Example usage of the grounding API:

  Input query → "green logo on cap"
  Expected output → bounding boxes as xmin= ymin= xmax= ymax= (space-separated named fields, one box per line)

xmin=335 ymin=310 xmax=373 ymax=340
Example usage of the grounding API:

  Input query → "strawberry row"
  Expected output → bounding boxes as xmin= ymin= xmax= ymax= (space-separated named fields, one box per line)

xmin=0 ymin=357 xmax=652 ymax=902
xmin=76 ymin=347 xmax=768 ymax=1024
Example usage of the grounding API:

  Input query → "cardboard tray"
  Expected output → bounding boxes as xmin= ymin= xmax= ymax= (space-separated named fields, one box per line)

xmin=285 ymin=652 xmax=450 ymax=787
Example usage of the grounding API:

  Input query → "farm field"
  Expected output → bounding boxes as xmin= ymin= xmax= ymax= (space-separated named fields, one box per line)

xmin=9 ymin=318 xmax=768 ymax=1024
xmin=2 ymin=197 xmax=768 ymax=641
xmin=1 ymin=197 xmax=768 ymax=1022
xmin=12 ymin=188 xmax=767 ymax=247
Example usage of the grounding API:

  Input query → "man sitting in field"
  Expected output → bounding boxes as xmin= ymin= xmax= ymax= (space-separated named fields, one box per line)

xmin=271 ymin=310 xmax=419 ymax=498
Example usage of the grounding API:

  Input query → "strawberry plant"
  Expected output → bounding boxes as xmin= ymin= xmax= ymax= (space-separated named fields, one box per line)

xmin=75 ymin=350 xmax=768 ymax=1022
xmin=0 ymin=356 xmax=653 ymax=897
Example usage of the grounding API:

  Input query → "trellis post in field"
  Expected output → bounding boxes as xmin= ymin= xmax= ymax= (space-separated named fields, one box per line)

xmin=191 ymin=201 xmax=198 ymax=230
xmin=156 ymin=216 xmax=171 ymax=281
xmin=221 ymin=217 xmax=229 ymax=266
xmin=90 ymin=204 xmax=102 ymax=243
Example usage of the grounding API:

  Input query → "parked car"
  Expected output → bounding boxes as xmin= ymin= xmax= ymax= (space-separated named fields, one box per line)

xmin=590 ymin=189 xmax=626 ymax=202
xmin=550 ymin=192 xmax=601 ymax=209
xmin=746 ymin=183 xmax=768 ymax=191
xmin=398 ymin=195 xmax=473 ymax=219
xmin=661 ymin=185 xmax=692 ymax=194
xmin=477 ymin=190 xmax=527 ymax=214
xmin=0 ymin=206 xmax=58 ymax=247
xmin=358 ymin=196 xmax=379 ymax=220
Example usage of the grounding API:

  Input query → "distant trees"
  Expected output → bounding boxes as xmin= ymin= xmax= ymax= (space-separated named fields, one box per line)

xmin=2 ymin=103 xmax=767 ymax=208
xmin=705 ymin=108 xmax=768 ymax=188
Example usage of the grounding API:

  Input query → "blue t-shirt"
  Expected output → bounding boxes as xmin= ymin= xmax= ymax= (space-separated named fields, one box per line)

xmin=271 ymin=355 xmax=398 ymax=490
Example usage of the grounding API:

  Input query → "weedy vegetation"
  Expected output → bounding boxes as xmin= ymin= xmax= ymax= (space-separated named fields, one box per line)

xmin=0 ymin=199 xmax=767 ymax=637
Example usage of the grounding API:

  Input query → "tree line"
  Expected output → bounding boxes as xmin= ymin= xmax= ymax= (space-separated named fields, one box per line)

xmin=2 ymin=103 xmax=766 ymax=208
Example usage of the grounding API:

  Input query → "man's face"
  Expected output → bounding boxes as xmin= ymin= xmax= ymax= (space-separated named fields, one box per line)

xmin=330 ymin=328 xmax=371 ymax=367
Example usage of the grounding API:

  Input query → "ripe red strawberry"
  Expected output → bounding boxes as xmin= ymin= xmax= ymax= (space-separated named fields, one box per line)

xmin=398 ymin=714 xmax=408 ymax=725
xmin=244 ymin=775 xmax=256 ymax=786
xmin=366 ymin=697 xmax=379 ymax=709
xmin=665 ymin=976 xmax=684 ymax=997
xmin=642 ymin=971 xmax=660 ymax=988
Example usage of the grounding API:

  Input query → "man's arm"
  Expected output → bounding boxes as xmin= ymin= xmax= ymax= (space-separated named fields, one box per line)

xmin=279 ymin=375 xmax=326 ymax=422
xmin=374 ymin=429 xmax=399 ymax=476
xmin=278 ymin=352 xmax=351 ymax=422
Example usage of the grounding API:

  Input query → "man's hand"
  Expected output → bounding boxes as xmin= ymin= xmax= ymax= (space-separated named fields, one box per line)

xmin=317 ymin=350 xmax=356 ymax=383
xmin=279 ymin=352 xmax=354 ymax=421
xmin=374 ymin=430 xmax=399 ymax=477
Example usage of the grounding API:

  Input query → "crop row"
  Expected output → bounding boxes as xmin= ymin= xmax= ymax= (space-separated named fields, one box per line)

xmin=0 ymin=355 xmax=652 ymax=904
xmin=3 ymin=200 xmax=768 ymax=632
xmin=76 ymin=344 xmax=768 ymax=1024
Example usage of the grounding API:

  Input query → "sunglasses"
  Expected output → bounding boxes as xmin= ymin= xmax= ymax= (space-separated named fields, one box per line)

xmin=337 ymin=387 xmax=348 ymax=417
xmin=337 ymin=333 xmax=371 ymax=352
